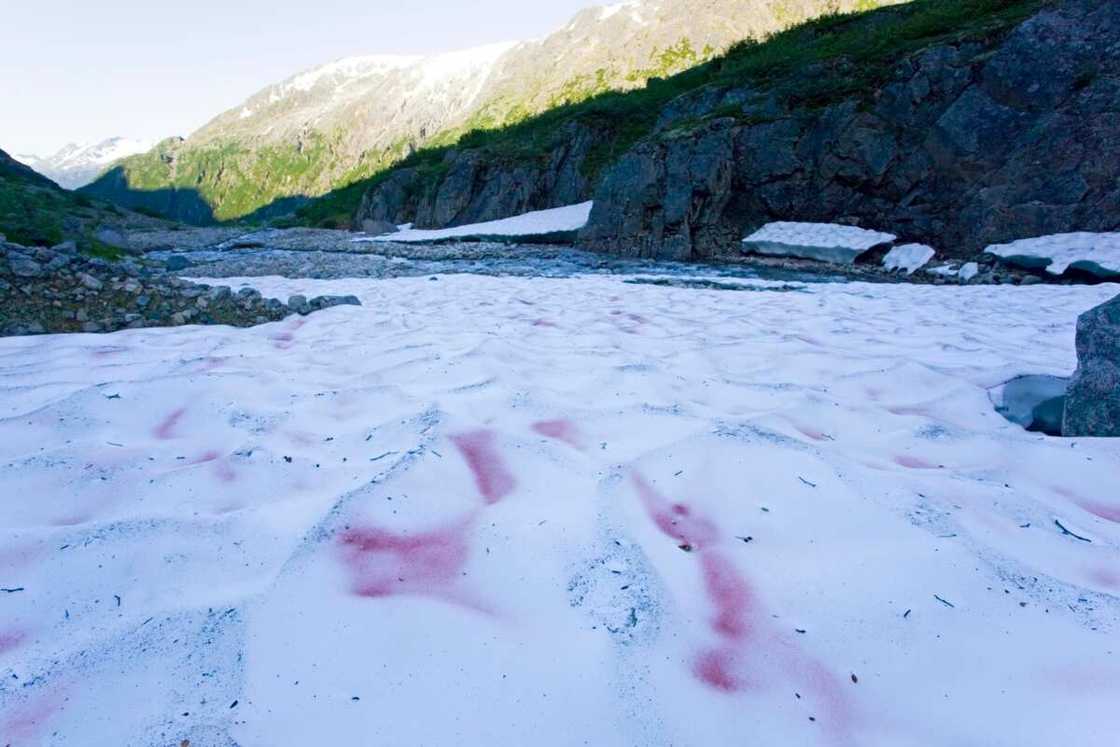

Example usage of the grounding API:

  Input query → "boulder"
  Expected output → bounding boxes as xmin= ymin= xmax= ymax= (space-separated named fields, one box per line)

xmin=1063 ymin=293 xmax=1120 ymax=436
xmin=165 ymin=255 xmax=193 ymax=271
xmin=359 ymin=219 xmax=399 ymax=236
xmin=8 ymin=254 xmax=44 ymax=278
xmin=94 ymin=227 xmax=130 ymax=249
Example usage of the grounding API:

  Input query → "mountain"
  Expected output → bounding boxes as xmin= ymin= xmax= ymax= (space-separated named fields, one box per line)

xmin=82 ymin=0 xmax=903 ymax=224
xmin=1 ymin=146 xmax=167 ymax=249
xmin=18 ymin=138 xmax=155 ymax=190
xmin=348 ymin=0 xmax=1118 ymax=259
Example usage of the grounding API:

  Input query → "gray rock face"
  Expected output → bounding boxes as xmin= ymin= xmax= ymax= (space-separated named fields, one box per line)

xmin=1063 ymin=293 xmax=1120 ymax=437
xmin=355 ymin=123 xmax=596 ymax=230
xmin=579 ymin=0 xmax=1120 ymax=259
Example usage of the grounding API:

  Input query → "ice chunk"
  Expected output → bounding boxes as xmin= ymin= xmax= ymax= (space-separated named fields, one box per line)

xmin=741 ymin=222 xmax=896 ymax=264
xmin=985 ymin=232 xmax=1120 ymax=277
xmin=882 ymin=243 xmax=935 ymax=274
xmin=959 ymin=262 xmax=980 ymax=282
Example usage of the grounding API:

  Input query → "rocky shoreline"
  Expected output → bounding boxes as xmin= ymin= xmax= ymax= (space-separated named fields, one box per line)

xmin=0 ymin=236 xmax=360 ymax=336
xmin=125 ymin=226 xmax=1075 ymax=286
xmin=2 ymin=220 xmax=1109 ymax=338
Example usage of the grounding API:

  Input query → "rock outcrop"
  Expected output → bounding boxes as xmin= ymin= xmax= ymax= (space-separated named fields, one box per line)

xmin=1063 ymin=293 xmax=1120 ymax=437
xmin=0 ymin=240 xmax=359 ymax=336
xmin=580 ymin=0 xmax=1120 ymax=259
xmin=355 ymin=122 xmax=599 ymax=230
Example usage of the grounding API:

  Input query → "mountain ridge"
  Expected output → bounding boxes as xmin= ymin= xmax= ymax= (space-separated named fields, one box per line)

xmin=82 ymin=0 xmax=902 ymax=224
xmin=18 ymin=138 xmax=155 ymax=190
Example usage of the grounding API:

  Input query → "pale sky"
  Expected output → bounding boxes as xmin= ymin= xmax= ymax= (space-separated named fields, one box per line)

xmin=1 ymin=0 xmax=597 ymax=157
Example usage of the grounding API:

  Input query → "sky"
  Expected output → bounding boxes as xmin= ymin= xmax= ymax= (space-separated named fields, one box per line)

xmin=0 ymin=0 xmax=598 ymax=157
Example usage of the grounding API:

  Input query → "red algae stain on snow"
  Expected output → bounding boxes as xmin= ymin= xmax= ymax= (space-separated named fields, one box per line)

xmin=451 ymin=430 xmax=516 ymax=504
xmin=631 ymin=473 xmax=719 ymax=549
xmin=630 ymin=470 xmax=859 ymax=739
xmin=153 ymin=408 xmax=186 ymax=440
xmin=337 ymin=521 xmax=479 ymax=608
xmin=190 ymin=450 xmax=237 ymax=483
xmin=693 ymin=648 xmax=745 ymax=693
xmin=1077 ymin=499 xmax=1120 ymax=523
xmin=1 ymin=687 xmax=67 ymax=745
xmin=0 ymin=629 xmax=26 ymax=656
xmin=700 ymin=551 xmax=756 ymax=642
xmin=894 ymin=455 xmax=938 ymax=470
xmin=1047 ymin=485 xmax=1120 ymax=521
xmin=792 ymin=423 xmax=831 ymax=442
xmin=1087 ymin=565 xmax=1120 ymax=591
xmin=272 ymin=319 xmax=306 ymax=350
xmin=532 ymin=419 xmax=585 ymax=451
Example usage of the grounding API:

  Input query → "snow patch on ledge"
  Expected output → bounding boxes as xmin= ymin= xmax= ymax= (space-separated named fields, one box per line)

xmin=882 ymin=243 xmax=936 ymax=274
xmin=742 ymin=222 xmax=897 ymax=264
xmin=985 ymin=232 xmax=1120 ymax=277
xmin=355 ymin=202 xmax=594 ymax=244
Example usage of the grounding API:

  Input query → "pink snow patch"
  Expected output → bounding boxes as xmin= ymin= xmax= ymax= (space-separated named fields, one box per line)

xmin=337 ymin=521 xmax=486 ymax=612
xmin=630 ymin=472 xmax=858 ymax=738
xmin=1078 ymin=499 xmax=1120 ymax=523
xmin=701 ymin=551 xmax=757 ymax=642
xmin=153 ymin=408 xmax=186 ymax=440
xmin=631 ymin=473 xmax=719 ymax=549
xmin=532 ymin=419 xmax=585 ymax=451
xmin=191 ymin=450 xmax=236 ymax=483
xmin=272 ymin=319 xmax=306 ymax=350
xmin=894 ymin=455 xmax=938 ymax=469
xmin=0 ymin=629 xmax=26 ymax=655
xmin=792 ymin=423 xmax=830 ymax=442
xmin=452 ymin=430 xmax=516 ymax=504
xmin=1 ymin=687 xmax=67 ymax=745
xmin=1087 ymin=565 xmax=1120 ymax=591
xmin=693 ymin=648 xmax=745 ymax=692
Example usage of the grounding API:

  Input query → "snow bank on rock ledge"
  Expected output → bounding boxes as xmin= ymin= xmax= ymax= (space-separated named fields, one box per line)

xmin=985 ymin=232 xmax=1120 ymax=277
xmin=882 ymin=243 xmax=935 ymax=274
xmin=355 ymin=202 xmax=593 ymax=244
xmin=742 ymin=222 xmax=897 ymax=264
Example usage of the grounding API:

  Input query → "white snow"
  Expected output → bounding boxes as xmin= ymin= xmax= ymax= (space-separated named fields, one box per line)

xmin=985 ymin=232 xmax=1120 ymax=277
xmin=882 ymin=243 xmax=936 ymax=274
xmin=0 ymin=275 xmax=1117 ymax=746
xmin=355 ymin=202 xmax=594 ymax=243
xmin=926 ymin=263 xmax=958 ymax=277
xmin=17 ymin=138 xmax=156 ymax=188
xmin=959 ymin=262 xmax=980 ymax=282
xmin=742 ymin=222 xmax=897 ymax=264
xmin=288 ymin=55 xmax=422 ymax=93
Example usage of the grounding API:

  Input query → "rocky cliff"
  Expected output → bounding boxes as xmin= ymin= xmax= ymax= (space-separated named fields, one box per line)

xmin=581 ymin=0 xmax=1120 ymax=259
xmin=354 ymin=0 xmax=1119 ymax=261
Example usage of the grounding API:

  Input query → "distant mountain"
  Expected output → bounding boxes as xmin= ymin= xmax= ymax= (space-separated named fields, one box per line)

xmin=82 ymin=0 xmax=902 ymax=224
xmin=19 ymin=138 xmax=155 ymax=190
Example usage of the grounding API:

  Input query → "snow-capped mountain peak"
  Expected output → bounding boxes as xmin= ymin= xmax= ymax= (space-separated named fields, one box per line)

xmin=18 ymin=137 xmax=156 ymax=189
